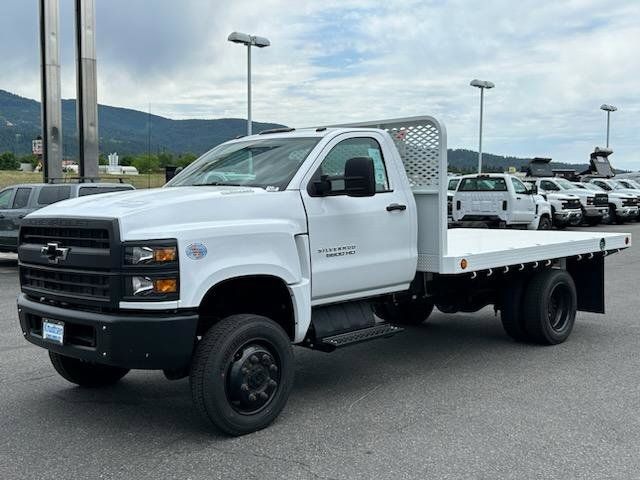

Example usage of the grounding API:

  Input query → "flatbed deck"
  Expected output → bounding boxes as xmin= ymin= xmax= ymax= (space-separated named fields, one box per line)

xmin=436 ymin=229 xmax=631 ymax=274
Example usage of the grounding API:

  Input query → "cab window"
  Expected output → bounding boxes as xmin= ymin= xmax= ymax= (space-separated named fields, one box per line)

xmin=12 ymin=188 xmax=32 ymax=209
xmin=459 ymin=177 xmax=507 ymax=191
xmin=511 ymin=178 xmax=528 ymax=194
xmin=313 ymin=137 xmax=390 ymax=194
xmin=37 ymin=186 xmax=72 ymax=205
xmin=0 ymin=189 xmax=12 ymax=209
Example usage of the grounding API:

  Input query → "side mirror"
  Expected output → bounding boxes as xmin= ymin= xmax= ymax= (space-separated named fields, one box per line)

xmin=312 ymin=175 xmax=332 ymax=196
xmin=344 ymin=157 xmax=376 ymax=197
xmin=309 ymin=157 xmax=376 ymax=197
xmin=528 ymin=184 xmax=538 ymax=195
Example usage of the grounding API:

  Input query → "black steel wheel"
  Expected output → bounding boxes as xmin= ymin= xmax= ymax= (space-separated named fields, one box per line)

xmin=49 ymin=352 xmax=129 ymax=387
xmin=190 ymin=314 xmax=294 ymax=436
xmin=522 ymin=269 xmax=577 ymax=345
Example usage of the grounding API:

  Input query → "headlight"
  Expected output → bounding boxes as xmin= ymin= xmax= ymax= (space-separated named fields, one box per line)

xmin=123 ymin=240 xmax=179 ymax=301
xmin=125 ymin=243 xmax=177 ymax=265
xmin=131 ymin=276 xmax=178 ymax=296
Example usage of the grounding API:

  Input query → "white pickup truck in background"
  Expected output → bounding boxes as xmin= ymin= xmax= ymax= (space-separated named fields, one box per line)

xmin=452 ymin=173 xmax=553 ymax=229
xmin=16 ymin=116 xmax=631 ymax=436
xmin=527 ymin=177 xmax=607 ymax=226
xmin=574 ymin=181 xmax=638 ymax=224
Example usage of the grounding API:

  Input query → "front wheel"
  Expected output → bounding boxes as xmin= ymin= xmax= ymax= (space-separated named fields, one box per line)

xmin=190 ymin=314 xmax=294 ymax=436
xmin=537 ymin=216 xmax=552 ymax=230
xmin=49 ymin=352 xmax=129 ymax=387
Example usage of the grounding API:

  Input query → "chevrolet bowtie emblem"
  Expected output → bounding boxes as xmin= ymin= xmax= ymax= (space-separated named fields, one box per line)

xmin=41 ymin=242 xmax=70 ymax=264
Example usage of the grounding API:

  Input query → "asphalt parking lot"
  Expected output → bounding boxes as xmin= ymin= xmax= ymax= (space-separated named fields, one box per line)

xmin=1 ymin=222 xmax=639 ymax=480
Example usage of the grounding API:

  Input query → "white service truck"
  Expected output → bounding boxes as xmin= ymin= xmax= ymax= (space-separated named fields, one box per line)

xmin=16 ymin=117 xmax=631 ymax=436
xmin=452 ymin=173 xmax=553 ymax=230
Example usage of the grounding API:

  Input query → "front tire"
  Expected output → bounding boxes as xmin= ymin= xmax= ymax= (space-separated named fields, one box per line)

xmin=190 ymin=314 xmax=294 ymax=436
xmin=522 ymin=270 xmax=577 ymax=345
xmin=49 ymin=352 xmax=129 ymax=387
xmin=537 ymin=216 xmax=552 ymax=230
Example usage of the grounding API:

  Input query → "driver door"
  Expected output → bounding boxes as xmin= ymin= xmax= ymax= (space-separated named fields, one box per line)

xmin=300 ymin=133 xmax=415 ymax=303
xmin=511 ymin=178 xmax=535 ymax=223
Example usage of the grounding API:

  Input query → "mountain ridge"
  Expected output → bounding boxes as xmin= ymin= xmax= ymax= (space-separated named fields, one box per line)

xmin=0 ymin=89 xmax=589 ymax=172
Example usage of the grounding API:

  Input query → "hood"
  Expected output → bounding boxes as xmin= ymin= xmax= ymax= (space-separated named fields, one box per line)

xmin=27 ymin=186 xmax=308 ymax=240
xmin=546 ymin=192 xmax=579 ymax=201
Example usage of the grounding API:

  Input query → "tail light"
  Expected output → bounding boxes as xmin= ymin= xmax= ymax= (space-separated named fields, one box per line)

xmin=502 ymin=200 xmax=508 ymax=211
xmin=456 ymin=201 xmax=461 ymax=210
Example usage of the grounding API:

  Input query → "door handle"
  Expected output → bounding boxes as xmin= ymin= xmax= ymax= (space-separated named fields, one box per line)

xmin=386 ymin=203 xmax=407 ymax=212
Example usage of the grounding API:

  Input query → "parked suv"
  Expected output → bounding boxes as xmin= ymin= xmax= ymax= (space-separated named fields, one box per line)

xmin=0 ymin=183 xmax=134 ymax=252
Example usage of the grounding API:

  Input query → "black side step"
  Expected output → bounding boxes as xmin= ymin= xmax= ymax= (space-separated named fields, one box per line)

xmin=320 ymin=323 xmax=403 ymax=349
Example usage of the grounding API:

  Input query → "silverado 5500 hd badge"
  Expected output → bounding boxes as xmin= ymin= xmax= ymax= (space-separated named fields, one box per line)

xmin=317 ymin=245 xmax=357 ymax=258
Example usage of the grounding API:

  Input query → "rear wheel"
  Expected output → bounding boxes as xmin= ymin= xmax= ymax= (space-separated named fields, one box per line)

xmin=49 ymin=352 xmax=129 ymax=387
xmin=374 ymin=298 xmax=434 ymax=325
xmin=522 ymin=269 xmax=577 ymax=345
xmin=190 ymin=314 xmax=294 ymax=436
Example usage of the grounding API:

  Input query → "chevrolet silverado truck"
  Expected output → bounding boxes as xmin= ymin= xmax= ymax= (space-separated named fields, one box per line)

xmin=452 ymin=173 xmax=553 ymax=230
xmin=16 ymin=117 xmax=631 ymax=436
xmin=574 ymin=182 xmax=639 ymax=224
xmin=528 ymin=177 xmax=608 ymax=226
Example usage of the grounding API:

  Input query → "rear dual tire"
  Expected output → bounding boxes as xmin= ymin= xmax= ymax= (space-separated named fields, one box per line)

xmin=501 ymin=269 xmax=577 ymax=345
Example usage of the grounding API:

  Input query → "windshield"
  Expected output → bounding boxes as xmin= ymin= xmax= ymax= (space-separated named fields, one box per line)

xmin=587 ymin=183 xmax=605 ymax=192
xmin=166 ymin=137 xmax=321 ymax=190
xmin=555 ymin=179 xmax=575 ymax=190
xmin=621 ymin=179 xmax=640 ymax=189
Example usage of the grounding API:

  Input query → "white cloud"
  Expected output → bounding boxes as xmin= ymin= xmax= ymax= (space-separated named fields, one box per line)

xmin=1 ymin=0 xmax=639 ymax=168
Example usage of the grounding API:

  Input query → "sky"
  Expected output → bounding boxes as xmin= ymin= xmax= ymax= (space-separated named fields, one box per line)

xmin=1 ymin=0 xmax=639 ymax=168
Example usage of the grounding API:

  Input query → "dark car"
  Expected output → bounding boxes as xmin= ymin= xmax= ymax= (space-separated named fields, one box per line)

xmin=0 ymin=183 xmax=135 ymax=252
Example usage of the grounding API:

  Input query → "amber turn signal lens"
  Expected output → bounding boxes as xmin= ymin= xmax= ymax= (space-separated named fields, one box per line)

xmin=153 ymin=247 xmax=177 ymax=263
xmin=460 ymin=258 xmax=468 ymax=270
xmin=153 ymin=278 xmax=177 ymax=294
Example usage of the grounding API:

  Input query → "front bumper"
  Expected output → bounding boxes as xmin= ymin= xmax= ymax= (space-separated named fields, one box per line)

xmin=554 ymin=210 xmax=582 ymax=225
xmin=17 ymin=294 xmax=198 ymax=370
xmin=584 ymin=206 xmax=608 ymax=218
xmin=617 ymin=206 xmax=639 ymax=218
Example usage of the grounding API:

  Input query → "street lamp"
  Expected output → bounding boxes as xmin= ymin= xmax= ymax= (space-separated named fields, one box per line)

xmin=470 ymin=79 xmax=495 ymax=173
xmin=228 ymin=31 xmax=271 ymax=135
xmin=600 ymin=104 xmax=617 ymax=148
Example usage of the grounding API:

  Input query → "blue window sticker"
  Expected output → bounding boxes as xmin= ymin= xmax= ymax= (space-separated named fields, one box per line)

xmin=186 ymin=243 xmax=207 ymax=260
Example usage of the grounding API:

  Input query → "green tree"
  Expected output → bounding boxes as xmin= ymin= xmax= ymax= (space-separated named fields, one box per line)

xmin=0 ymin=152 xmax=20 ymax=170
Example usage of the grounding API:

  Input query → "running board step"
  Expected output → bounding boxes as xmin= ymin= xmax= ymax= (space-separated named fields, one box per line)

xmin=321 ymin=323 xmax=403 ymax=349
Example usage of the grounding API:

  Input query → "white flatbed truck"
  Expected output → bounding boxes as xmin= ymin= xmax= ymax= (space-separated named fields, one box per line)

xmin=16 ymin=116 xmax=631 ymax=436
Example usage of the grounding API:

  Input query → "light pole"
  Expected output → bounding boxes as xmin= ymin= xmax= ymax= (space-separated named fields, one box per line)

xmin=228 ymin=31 xmax=270 ymax=135
xmin=470 ymin=79 xmax=495 ymax=173
xmin=600 ymin=104 xmax=617 ymax=148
